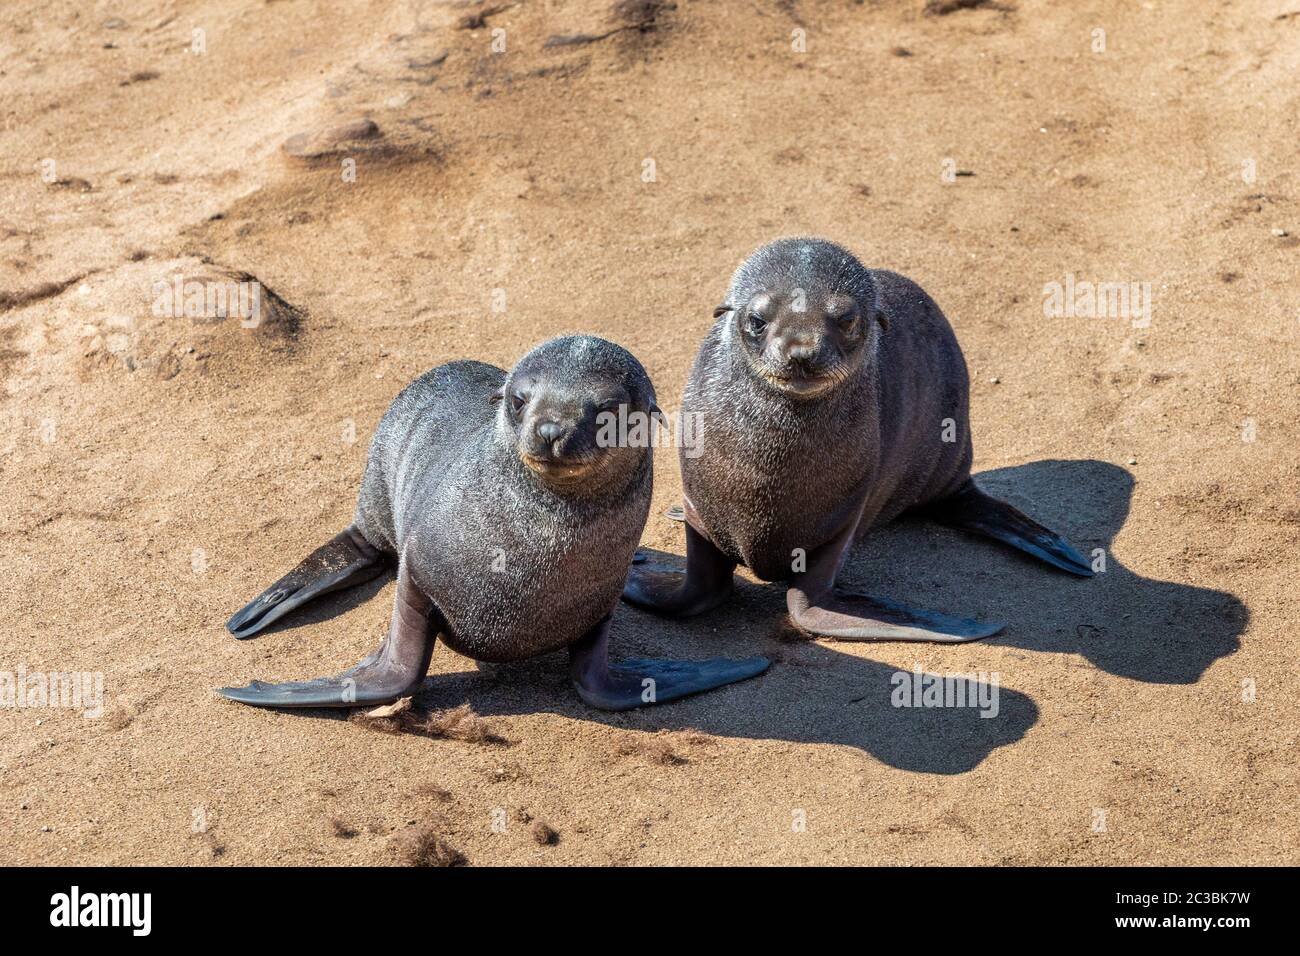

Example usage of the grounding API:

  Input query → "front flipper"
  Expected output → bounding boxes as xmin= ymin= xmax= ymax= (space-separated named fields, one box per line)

xmin=787 ymin=585 xmax=1003 ymax=643
xmin=785 ymin=503 xmax=1003 ymax=643
xmin=226 ymin=525 xmax=388 ymax=639
xmin=570 ymin=614 xmax=769 ymax=711
xmin=621 ymin=523 xmax=736 ymax=618
xmin=217 ymin=564 xmax=437 ymax=709
xmin=921 ymin=480 xmax=1094 ymax=577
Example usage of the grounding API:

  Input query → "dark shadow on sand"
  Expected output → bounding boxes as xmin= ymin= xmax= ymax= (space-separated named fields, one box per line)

xmin=850 ymin=459 xmax=1245 ymax=685
xmin=436 ymin=651 xmax=1034 ymax=776
xmin=440 ymin=458 xmax=1242 ymax=772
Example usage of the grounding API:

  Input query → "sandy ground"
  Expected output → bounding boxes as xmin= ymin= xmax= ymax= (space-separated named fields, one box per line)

xmin=1 ymin=0 xmax=1297 ymax=866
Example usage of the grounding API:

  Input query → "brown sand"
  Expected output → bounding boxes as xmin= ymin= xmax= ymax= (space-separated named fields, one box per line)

xmin=1 ymin=0 xmax=1296 ymax=866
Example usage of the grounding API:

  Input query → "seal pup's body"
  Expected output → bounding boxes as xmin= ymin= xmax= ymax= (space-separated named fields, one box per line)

xmin=220 ymin=336 xmax=767 ymax=710
xmin=624 ymin=239 xmax=1092 ymax=641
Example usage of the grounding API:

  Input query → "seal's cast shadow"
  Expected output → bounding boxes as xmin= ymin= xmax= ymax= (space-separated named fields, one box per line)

xmin=444 ymin=650 xmax=1036 ymax=776
xmin=852 ymin=458 xmax=1244 ymax=686
xmin=267 ymin=551 xmax=1034 ymax=774
xmin=270 ymin=459 xmax=1243 ymax=775
xmin=445 ymin=459 xmax=1238 ymax=774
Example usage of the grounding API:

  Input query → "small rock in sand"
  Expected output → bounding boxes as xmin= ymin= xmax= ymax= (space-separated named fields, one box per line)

xmin=366 ymin=697 xmax=412 ymax=719
xmin=282 ymin=119 xmax=381 ymax=159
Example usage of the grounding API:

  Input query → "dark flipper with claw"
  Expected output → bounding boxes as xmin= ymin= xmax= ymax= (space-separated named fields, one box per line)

xmin=570 ymin=614 xmax=769 ymax=711
xmin=787 ymin=585 xmax=1003 ymax=643
xmin=622 ymin=523 xmax=736 ymax=618
xmin=921 ymin=480 xmax=1094 ymax=577
xmin=226 ymin=526 xmax=388 ymax=638
xmin=217 ymin=565 xmax=437 ymax=708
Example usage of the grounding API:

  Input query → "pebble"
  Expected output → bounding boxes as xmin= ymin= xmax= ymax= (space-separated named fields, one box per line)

xmin=990 ymin=376 xmax=1000 ymax=384
xmin=1127 ymin=457 xmax=1137 ymax=465
xmin=282 ymin=119 xmax=381 ymax=159
xmin=1271 ymin=228 xmax=1288 ymax=237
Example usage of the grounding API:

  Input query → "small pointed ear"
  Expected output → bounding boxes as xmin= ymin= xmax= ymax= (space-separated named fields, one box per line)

xmin=873 ymin=310 xmax=889 ymax=332
xmin=488 ymin=387 xmax=504 ymax=405
xmin=712 ymin=304 xmax=733 ymax=319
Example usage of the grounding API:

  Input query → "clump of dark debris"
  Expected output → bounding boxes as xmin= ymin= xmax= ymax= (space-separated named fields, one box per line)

xmin=328 ymin=816 xmax=358 ymax=839
xmin=350 ymin=700 xmax=509 ymax=746
xmin=420 ymin=703 xmax=507 ymax=744
xmin=530 ymin=820 xmax=560 ymax=846
xmin=514 ymin=809 xmax=560 ymax=845
xmin=395 ymin=827 xmax=466 ymax=867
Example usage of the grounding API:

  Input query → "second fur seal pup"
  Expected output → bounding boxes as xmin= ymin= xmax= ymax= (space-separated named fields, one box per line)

xmin=623 ymin=238 xmax=1092 ymax=641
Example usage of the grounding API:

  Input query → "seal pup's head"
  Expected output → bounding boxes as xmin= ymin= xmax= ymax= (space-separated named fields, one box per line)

xmin=492 ymin=335 xmax=659 ymax=493
xmin=715 ymin=238 xmax=887 ymax=400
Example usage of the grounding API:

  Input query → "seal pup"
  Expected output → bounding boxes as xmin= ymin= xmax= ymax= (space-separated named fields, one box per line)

xmin=623 ymin=238 xmax=1092 ymax=642
xmin=218 ymin=336 xmax=768 ymax=710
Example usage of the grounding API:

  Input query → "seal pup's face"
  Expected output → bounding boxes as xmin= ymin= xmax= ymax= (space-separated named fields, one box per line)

xmin=724 ymin=290 xmax=872 ymax=398
xmin=717 ymin=238 xmax=887 ymax=401
xmin=494 ymin=336 xmax=658 ymax=493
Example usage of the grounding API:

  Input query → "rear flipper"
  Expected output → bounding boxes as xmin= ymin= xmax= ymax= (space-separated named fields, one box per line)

xmin=787 ymin=585 xmax=1003 ymax=643
xmin=570 ymin=614 xmax=769 ymax=711
xmin=217 ymin=564 xmax=436 ymax=709
xmin=226 ymin=526 xmax=388 ymax=639
xmin=921 ymin=480 xmax=1094 ymax=577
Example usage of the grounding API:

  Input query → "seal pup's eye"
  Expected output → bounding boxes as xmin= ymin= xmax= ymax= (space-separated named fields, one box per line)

xmin=745 ymin=312 xmax=767 ymax=336
xmin=832 ymin=306 xmax=859 ymax=330
xmin=510 ymin=393 xmax=528 ymax=415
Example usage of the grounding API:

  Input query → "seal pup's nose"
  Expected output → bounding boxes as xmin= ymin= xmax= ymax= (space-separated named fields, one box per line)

xmin=537 ymin=421 xmax=565 ymax=444
xmin=780 ymin=339 xmax=821 ymax=374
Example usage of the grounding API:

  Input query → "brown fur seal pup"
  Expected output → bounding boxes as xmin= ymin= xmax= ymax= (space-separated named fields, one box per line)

xmin=218 ymin=336 xmax=768 ymax=710
xmin=623 ymin=238 xmax=1092 ymax=641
